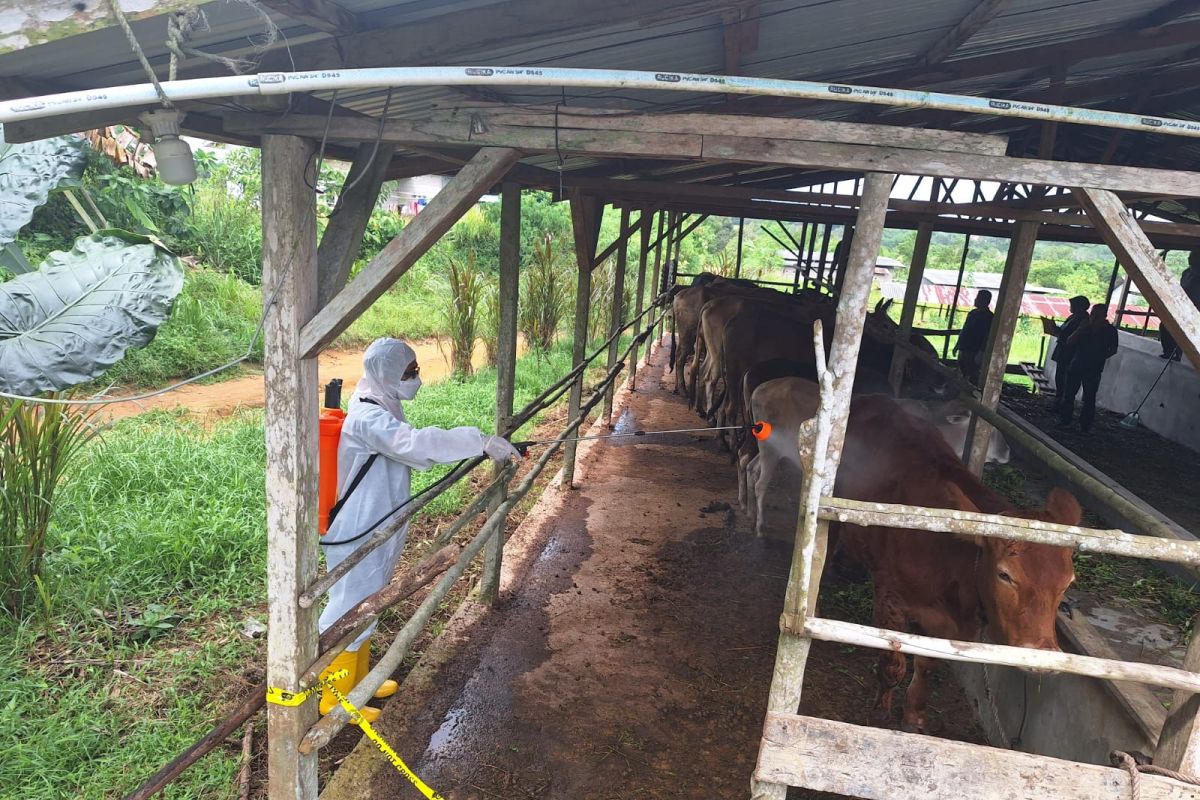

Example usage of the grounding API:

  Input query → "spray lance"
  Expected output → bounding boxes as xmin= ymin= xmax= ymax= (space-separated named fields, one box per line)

xmin=510 ymin=420 xmax=773 ymax=455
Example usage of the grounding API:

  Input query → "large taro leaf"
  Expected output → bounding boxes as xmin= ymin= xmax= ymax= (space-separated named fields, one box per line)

xmin=0 ymin=126 xmax=88 ymax=247
xmin=0 ymin=232 xmax=184 ymax=395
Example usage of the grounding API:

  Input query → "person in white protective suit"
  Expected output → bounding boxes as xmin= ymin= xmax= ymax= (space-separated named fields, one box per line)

xmin=317 ymin=338 xmax=520 ymax=721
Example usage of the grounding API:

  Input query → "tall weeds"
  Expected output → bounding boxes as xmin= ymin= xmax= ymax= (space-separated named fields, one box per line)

xmin=520 ymin=234 xmax=570 ymax=353
xmin=0 ymin=399 xmax=98 ymax=616
xmin=442 ymin=253 xmax=484 ymax=377
xmin=481 ymin=277 xmax=500 ymax=368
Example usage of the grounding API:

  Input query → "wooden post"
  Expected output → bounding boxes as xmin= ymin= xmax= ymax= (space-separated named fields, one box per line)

xmin=480 ymin=181 xmax=520 ymax=604
xmin=816 ymin=222 xmax=832 ymax=290
xmin=1076 ymin=187 xmax=1200 ymax=371
xmin=966 ymin=221 xmax=1038 ymax=474
xmin=1155 ymin=631 xmax=1200 ymax=775
xmin=735 ymin=216 xmax=745 ymax=278
xmin=943 ymin=233 xmax=972 ymax=359
xmin=888 ymin=223 xmax=932 ymax=395
xmin=649 ymin=210 xmax=665 ymax=345
xmin=261 ymin=135 xmax=320 ymax=800
xmin=753 ymin=172 xmax=895 ymax=800
xmin=629 ymin=210 xmax=652 ymax=388
xmin=315 ymin=141 xmax=396 ymax=308
xmin=604 ymin=207 xmax=631 ymax=426
xmin=563 ymin=191 xmax=599 ymax=489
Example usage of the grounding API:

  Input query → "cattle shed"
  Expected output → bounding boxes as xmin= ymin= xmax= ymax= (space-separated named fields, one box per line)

xmin=6 ymin=1 xmax=1200 ymax=798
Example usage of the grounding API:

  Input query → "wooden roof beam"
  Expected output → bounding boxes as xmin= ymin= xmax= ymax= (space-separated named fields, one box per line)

xmin=1127 ymin=0 xmax=1200 ymax=33
xmin=919 ymin=0 xmax=1010 ymax=67
xmin=222 ymin=109 xmax=1200 ymax=196
xmin=257 ymin=0 xmax=358 ymax=35
xmin=722 ymin=2 xmax=761 ymax=75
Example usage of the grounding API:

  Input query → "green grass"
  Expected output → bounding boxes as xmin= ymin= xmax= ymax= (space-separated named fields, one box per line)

xmin=91 ymin=261 xmax=454 ymax=389
xmin=2 ymin=336 xmax=599 ymax=798
xmin=95 ymin=269 xmax=263 ymax=389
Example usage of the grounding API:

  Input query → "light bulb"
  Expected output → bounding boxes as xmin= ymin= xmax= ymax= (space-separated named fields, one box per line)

xmin=152 ymin=135 xmax=197 ymax=185
xmin=139 ymin=109 xmax=197 ymax=186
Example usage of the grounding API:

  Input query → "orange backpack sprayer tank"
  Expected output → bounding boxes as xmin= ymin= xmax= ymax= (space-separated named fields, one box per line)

xmin=318 ymin=379 xmax=345 ymax=535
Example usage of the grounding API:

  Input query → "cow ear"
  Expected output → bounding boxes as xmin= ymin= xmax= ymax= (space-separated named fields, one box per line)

xmin=1043 ymin=487 xmax=1083 ymax=526
xmin=944 ymin=412 xmax=970 ymax=425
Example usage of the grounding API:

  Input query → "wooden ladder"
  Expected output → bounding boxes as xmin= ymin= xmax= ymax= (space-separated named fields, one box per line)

xmin=1020 ymin=361 xmax=1055 ymax=396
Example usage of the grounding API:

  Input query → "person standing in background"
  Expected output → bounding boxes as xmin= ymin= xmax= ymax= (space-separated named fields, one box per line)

xmin=1057 ymin=305 xmax=1120 ymax=434
xmin=1044 ymin=294 xmax=1090 ymax=416
xmin=954 ymin=289 xmax=993 ymax=385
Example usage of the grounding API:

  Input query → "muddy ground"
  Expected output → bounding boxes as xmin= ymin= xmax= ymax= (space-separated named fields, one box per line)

xmin=337 ymin=345 xmax=984 ymax=800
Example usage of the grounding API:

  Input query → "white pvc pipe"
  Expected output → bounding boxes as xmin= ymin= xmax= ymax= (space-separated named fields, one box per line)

xmin=5 ymin=65 xmax=1200 ymax=139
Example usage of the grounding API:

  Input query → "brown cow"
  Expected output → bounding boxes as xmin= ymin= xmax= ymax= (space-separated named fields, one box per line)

xmin=692 ymin=292 xmax=831 ymax=416
xmin=669 ymin=278 xmax=764 ymax=395
xmin=747 ymin=379 xmax=1079 ymax=731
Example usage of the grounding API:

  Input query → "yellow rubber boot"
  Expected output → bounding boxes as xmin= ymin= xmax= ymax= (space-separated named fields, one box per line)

xmin=319 ymin=650 xmax=381 ymax=724
xmin=357 ymin=637 xmax=398 ymax=700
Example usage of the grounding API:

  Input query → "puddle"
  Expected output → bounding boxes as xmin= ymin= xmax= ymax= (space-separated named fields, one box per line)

xmin=422 ymin=705 xmax=468 ymax=764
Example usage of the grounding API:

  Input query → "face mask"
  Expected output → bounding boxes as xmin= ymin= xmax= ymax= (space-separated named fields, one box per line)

xmin=395 ymin=376 xmax=422 ymax=401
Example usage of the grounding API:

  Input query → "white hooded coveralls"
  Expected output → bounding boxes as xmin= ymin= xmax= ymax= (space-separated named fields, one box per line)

xmin=319 ymin=338 xmax=488 ymax=650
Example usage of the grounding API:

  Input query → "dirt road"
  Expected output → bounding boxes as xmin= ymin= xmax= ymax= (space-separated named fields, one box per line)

xmin=328 ymin=344 xmax=982 ymax=799
xmin=100 ymin=339 xmax=494 ymax=421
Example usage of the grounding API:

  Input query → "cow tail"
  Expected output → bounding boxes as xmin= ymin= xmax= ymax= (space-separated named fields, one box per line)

xmin=669 ymin=326 xmax=677 ymax=373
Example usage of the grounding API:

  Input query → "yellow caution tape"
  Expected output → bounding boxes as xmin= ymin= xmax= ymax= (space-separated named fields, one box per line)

xmin=265 ymin=669 xmax=444 ymax=800
xmin=265 ymin=669 xmax=349 ymax=707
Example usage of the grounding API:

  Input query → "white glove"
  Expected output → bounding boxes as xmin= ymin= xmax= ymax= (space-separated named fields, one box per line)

xmin=483 ymin=435 xmax=520 ymax=464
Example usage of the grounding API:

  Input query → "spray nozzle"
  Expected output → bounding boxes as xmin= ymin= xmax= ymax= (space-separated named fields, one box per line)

xmin=324 ymin=378 xmax=343 ymax=410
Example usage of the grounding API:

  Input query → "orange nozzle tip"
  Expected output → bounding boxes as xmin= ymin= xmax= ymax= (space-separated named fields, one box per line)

xmin=752 ymin=421 xmax=772 ymax=441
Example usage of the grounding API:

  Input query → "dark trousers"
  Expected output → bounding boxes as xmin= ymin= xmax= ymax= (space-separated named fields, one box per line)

xmin=958 ymin=350 xmax=981 ymax=385
xmin=1161 ymin=328 xmax=1182 ymax=360
xmin=1058 ymin=362 xmax=1103 ymax=431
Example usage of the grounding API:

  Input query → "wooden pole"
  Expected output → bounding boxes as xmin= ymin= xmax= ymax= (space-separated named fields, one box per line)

xmin=260 ymin=134 xmax=320 ymax=800
xmin=753 ymin=171 xmax=895 ymax=800
xmin=299 ymin=147 xmax=520 ymax=358
xmin=735 ymin=216 xmax=745 ymax=278
xmin=315 ymin=141 xmax=397 ymax=308
xmin=629 ymin=210 xmax=651 ymax=388
xmin=563 ymin=191 xmax=598 ymax=489
xmin=943 ymin=233 xmax=972 ymax=359
xmin=816 ymin=222 xmax=832 ymax=291
xmin=1076 ymin=187 xmax=1200 ymax=371
xmin=604 ymin=207 xmax=631 ymax=426
xmin=1155 ymin=633 xmax=1200 ymax=775
xmin=480 ymin=181 xmax=520 ymax=604
xmin=965 ymin=221 xmax=1038 ymax=474
xmin=650 ymin=210 xmax=665 ymax=344
xmin=888 ymin=222 xmax=932 ymax=394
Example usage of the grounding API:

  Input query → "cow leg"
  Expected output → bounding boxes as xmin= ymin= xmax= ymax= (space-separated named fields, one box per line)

xmin=901 ymin=611 xmax=965 ymax=732
xmin=871 ymin=588 xmax=908 ymax=726
xmin=901 ymin=656 xmax=938 ymax=733
xmin=739 ymin=453 xmax=758 ymax=522
xmin=753 ymin=449 xmax=778 ymax=537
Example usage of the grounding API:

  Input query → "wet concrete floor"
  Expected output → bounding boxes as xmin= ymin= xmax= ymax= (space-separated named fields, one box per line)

xmin=348 ymin=345 xmax=982 ymax=800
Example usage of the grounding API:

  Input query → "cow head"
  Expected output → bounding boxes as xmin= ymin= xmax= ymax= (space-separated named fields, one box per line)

xmin=975 ymin=488 xmax=1080 ymax=650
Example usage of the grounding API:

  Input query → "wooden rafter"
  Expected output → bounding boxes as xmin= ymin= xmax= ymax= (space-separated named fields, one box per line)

xmin=257 ymin=0 xmax=358 ymax=35
xmin=918 ymin=0 xmax=1009 ymax=67
xmin=722 ymin=1 xmax=761 ymax=75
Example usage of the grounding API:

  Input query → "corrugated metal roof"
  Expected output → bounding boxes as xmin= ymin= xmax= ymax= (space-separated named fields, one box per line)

xmin=0 ymin=0 xmax=1197 ymax=209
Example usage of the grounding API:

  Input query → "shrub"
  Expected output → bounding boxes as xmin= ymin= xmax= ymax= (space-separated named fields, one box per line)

xmin=442 ymin=253 xmax=485 ymax=377
xmin=188 ymin=180 xmax=263 ymax=284
xmin=519 ymin=234 xmax=570 ymax=353
xmin=481 ymin=277 xmax=500 ymax=368
xmin=0 ymin=400 xmax=98 ymax=617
